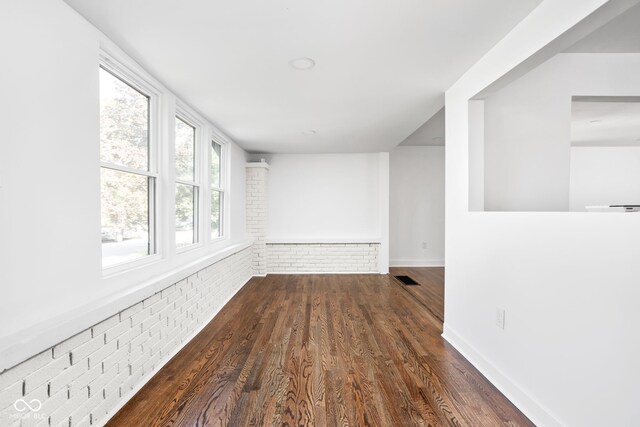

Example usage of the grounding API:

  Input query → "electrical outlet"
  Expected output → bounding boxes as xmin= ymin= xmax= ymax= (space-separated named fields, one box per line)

xmin=495 ymin=308 xmax=506 ymax=330
xmin=422 ymin=242 xmax=427 ymax=249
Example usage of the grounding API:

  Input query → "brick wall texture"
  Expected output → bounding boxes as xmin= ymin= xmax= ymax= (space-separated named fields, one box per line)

xmin=0 ymin=247 xmax=252 ymax=427
xmin=267 ymin=243 xmax=380 ymax=273
xmin=246 ymin=165 xmax=268 ymax=276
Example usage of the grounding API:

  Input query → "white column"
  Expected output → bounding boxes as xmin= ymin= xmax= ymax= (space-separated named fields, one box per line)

xmin=246 ymin=162 xmax=269 ymax=276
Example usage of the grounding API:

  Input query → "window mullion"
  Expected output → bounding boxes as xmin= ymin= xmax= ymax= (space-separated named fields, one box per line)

xmin=194 ymin=186 xmax=200 ymax=246
xmin=148 ymin=176 xmax=157 ymax=255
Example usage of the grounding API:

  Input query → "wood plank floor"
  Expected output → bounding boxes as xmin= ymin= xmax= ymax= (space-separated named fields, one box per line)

xmin=107 ymin=273 xmax=533 ymax=426
xmin=390 ymin=267 xmax=445 ymax=322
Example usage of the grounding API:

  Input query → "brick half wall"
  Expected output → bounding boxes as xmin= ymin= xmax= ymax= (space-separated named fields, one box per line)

xmin=266 ymin=243 xmax=380 ymax=273
xmin=0 ymin=246 xmax=252 ymax=427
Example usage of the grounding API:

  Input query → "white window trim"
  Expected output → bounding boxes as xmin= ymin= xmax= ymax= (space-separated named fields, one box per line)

xmin=213 ymin=127 xmax=233 ymax=243
xmin=174 ymin=105 xmax=204 ymax=253
xmin=97 ymin=42 xmax=237 ymax=284
xmin=99 ymin=51 xmax=165 ymax=277
xmin=208 ymin=134 xmax=228 ymax=243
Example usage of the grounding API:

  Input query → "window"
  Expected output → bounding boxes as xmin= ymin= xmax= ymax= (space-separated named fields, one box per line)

xmin=175 ymin=116 xmax=199 ymax=248
xmin=100 ymin=66 xmax=156 ymax=268
xmin=210 ymin=141 xmax=224 ymax=239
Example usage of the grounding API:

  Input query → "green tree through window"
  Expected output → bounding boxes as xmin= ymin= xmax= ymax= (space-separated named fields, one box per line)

xmin=175 ymin=116 xmax=198 ymax=248
xmin=100 ymin=66 xmax=155 ymax=268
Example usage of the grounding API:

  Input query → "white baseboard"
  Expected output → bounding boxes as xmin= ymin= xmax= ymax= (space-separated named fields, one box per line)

xmin=442 ymin=324 xmax=563 ymax=427
xmin=389 ymin=258 xmax=444 ymax=267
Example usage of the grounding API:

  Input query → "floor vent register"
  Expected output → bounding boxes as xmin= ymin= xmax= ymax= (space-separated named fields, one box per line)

xmin=394 ymin=275 xmax=420 ymax=286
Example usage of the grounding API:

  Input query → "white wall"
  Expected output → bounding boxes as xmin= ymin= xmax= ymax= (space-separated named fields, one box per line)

xmin=483 ymin=53 xmax=640 ymax=211
xmin=445 ymin=1 xmax=640 ymax=426
xmin=0 ymin=0 xmax=249 ymax=369
xmin=468 ymin=100 xmax=485 ymax=211
xmin=389 ymin=146 xmax=445 ymax=266
xmin=570 ymin=146 xmax=640 ymax=211
xmin=261 ymin=152 xmax=389 ymax=273
xmin=229 ymin=141 xmax=249 ymax=237
xmin=264 ymin=153 xmax=382 ymax=240
xmin=400 ymin=107 xmax=445 ymax=146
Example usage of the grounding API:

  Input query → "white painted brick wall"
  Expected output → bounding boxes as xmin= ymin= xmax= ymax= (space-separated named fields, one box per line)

xmin=246 ymin=164 xmax=268 ymax=276
xmin=0 ymin=246 xmax=252 ymax=427
xmin=267 ymin=243 xmax=380 ymax=273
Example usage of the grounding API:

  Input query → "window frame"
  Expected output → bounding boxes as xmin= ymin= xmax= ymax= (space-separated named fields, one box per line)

xmin=99 ymin=52 xmax=163 ymax=276
xmin=174 ymin=107 xmax=203 ymax=253
xmin=209 ymin=136 xmax=227 ymax=242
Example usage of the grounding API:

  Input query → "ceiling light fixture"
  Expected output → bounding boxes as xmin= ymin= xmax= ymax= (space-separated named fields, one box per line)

xmin=290 ymin=57 xmax=316 ymax=70
xmin=302 ymin=130 xmax=317 ymax=135
xmin=589 ymin=119 xmax=601 ymax=123
xmin=432 ymin=136 xmax=442 ymax=141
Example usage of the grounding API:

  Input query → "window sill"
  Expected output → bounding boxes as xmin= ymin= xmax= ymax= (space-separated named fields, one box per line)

xmin=102 ymin=253 xmax=163 ymax=279
xmin=0 ymin=238 xmax=253 ymax=372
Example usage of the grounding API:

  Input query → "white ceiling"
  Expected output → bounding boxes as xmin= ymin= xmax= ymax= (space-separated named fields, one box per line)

xmin=572 ymin=99 xmax=640 ymax=147
xmin=565 ymin=2 xmax=640 ymax=53
xmin=400 ymin=107 xmax=445 ymax=146
xmin=64 ymin=0 xmax=541 ymax=153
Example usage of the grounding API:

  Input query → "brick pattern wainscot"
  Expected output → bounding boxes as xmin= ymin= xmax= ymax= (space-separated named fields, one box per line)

xmin=0 ymin=247 xmax=252 ymax=427
xmin=267 ymin=243 xmax=380 ymax=273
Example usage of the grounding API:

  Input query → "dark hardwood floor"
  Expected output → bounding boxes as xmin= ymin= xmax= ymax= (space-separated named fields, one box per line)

xmin=390 ymin=267 xmax=445 ymax=322
xmin=107 ymin=273 xmax=533 ymax=426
